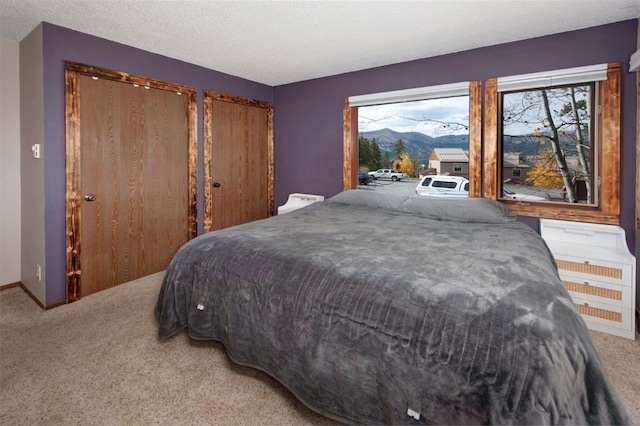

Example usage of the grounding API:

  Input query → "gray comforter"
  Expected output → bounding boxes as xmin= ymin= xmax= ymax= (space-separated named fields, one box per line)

xmin=155 ymin=190 xmax=631 ymax=425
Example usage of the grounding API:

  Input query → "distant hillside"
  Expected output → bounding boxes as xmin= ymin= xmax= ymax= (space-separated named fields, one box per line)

xmin=360 ymin=128 xmax=587 ymax=164
xmin=359 ymin=128 xmax=468 ymax=164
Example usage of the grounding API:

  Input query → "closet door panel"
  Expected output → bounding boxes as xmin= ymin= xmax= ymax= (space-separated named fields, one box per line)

xmin=204 ymin=92 xmax=273 ymax=232
xmin=66 ymin=62 xmax=197 ymax=301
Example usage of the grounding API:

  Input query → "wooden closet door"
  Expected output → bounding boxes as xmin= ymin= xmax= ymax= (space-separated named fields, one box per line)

xmin=77 ymin=75 xmax=189 ymax=296
xmin=204 ymin=93 xmax=273 ymax=232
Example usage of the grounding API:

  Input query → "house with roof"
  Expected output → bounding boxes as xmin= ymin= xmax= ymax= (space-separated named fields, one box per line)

xmin=502 ymin=152 xmax=532 ymax=184
xmin=426 ymin=148 xmax=469 ymax=177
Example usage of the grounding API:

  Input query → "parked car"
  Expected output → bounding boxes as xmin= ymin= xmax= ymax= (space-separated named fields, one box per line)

xmin=415 ymin=175 xmax=469 ymax=197
xmin=359 ymin=172 xmax=373 ymax=185
xmin=502 ymin=188 xmax=547 ymax=201
xmin=368 ymin=169 xmax=407 ymax=181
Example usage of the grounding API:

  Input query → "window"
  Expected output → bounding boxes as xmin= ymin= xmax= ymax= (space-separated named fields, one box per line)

xmin=420 ymin=177 xmax=432 ymax=187
xmin=357 ymin=98 xmax=469 ymax=176
xmin=453 ymin=163 xmax=462 ymax=172
xmin=344 ymin=81 xmax=482 ymax=195
xmin=433 ymin=180 xmax=458 ymax=189
xmin=501 ymin=82 xmax=595 ymax=203
xmin=484 ymin=63 xmax=621 ymax=224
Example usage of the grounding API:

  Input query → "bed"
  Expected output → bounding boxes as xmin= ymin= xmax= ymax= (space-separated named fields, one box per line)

xmin=155 ymin=190 xmax=631 ymax=425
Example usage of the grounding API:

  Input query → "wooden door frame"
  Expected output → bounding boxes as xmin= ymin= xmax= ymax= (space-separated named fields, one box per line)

xmin=64 ymin=61 xmax=198 ymax=302
xmin=202 ymin=90 xmax=274 ymax=233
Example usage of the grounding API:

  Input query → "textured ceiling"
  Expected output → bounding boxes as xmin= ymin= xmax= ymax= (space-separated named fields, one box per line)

xmin=1 ymin=0 xmax=639 ymax=86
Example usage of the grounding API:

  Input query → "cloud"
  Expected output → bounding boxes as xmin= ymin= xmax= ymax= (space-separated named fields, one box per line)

xmin=358 ymin=96 xmax=470 ymax=136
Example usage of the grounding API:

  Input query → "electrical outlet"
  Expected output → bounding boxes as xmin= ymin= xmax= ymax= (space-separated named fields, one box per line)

xmin=36 ymin=265 xmax=42 ymax=281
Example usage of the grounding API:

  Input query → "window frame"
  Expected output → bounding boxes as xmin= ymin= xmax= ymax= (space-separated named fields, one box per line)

xmin=483 ymin=63 xmax=621 ymax=224
xmin=500 ymin=81 xmax=597 ymax=204
xmin=343 ymin=81 xmax=482 ymax=197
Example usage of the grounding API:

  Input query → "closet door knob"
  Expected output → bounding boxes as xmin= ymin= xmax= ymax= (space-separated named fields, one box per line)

xmin=84 ymin=194 xmax=97 ymax=201
xmin=213 ymin=182 xmax=221 ymax=188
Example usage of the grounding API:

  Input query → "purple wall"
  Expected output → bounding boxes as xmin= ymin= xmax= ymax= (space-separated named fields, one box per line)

xmin=42 ymin=23 xmax=273 ymax=305
xmin=273 ymin=20 xmax=638 ymax=248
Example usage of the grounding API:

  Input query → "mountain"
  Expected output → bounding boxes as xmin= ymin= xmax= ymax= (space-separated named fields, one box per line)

xmin=359 ymin=128 xmax=469 ymax=164
xmin=503 ymin=133 xmax=587 ymax=156
xmin=359 ymin=129 xmax=588 ymax=164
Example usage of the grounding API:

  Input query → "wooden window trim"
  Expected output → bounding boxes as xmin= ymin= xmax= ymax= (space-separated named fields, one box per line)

xmin=343 ymin=81 xmax=482 ymax=196
xmin=483 ymin=63 xmax=621 ymax=224
xmin=343 ymin=98 xmax=357 ymax=190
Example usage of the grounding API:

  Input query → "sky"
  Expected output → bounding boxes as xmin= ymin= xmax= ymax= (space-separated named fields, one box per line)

xmin=357 ymin=96 xmax=470 ymax=137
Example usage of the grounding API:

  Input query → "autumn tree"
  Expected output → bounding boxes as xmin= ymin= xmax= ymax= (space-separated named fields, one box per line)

xmin=526 ymin=148 xmax=564 ymax=187
xmin=393 ymin=153 xmax=415 ymax=176
xmin=390 ymin=138 xmax=416 ymax=174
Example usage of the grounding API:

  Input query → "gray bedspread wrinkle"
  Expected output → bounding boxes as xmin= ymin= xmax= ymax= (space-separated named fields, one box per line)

xmin=155 ymin=194 xmax=631 ymax=425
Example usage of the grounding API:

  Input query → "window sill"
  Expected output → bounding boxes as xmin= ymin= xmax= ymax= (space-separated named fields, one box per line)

xmin=500 ymin=199 xmax=619 ymax=225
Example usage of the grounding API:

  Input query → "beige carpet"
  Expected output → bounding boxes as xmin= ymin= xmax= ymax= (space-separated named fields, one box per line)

xmin=1 ymin=272 xmax=638 ymax=425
